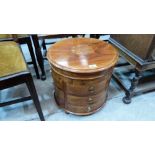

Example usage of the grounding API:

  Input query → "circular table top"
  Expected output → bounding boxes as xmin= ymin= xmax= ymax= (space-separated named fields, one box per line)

xmin=47 ymin=38 xmax=118 ymax=73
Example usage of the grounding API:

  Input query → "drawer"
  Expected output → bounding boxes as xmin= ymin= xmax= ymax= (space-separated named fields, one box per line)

xmin=52 ymin=72 xmax=110 ymax=96
xmin=66 ymin=77 xmax=108 ymax=96
xmin=66 ymin=90 xmax=107 ymax=106
xmin=66 ymin=91 xmax=107 ymax=114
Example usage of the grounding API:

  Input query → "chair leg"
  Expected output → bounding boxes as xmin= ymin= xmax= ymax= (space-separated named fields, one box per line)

xmin=123 ymin=70 xmax=142 ymax=104
xmin=31 ymin=35 xmax=46 ymax=80
xmin=26 ymin=74 xmax=45 ymax=121
xmin=42 ymin=39 xmax=48 ymax=57
xmin=26 ymin=37 xmax=40 ymax=79
xmin=42 ymin=39 xmax=47 ymax=51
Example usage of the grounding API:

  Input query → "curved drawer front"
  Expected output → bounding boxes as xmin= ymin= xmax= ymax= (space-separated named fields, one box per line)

xmin=66 ymin=76 xmax=108 ymax=96
xmin=54 ymin=86 xmax=108 ymax=114
xmin=66 ymin=90 xmax=107 ymax=106
xmin=66 ymin=91 xmax=107 ymax=114
xmin=52 ymin=68 xmax=112 ymax=96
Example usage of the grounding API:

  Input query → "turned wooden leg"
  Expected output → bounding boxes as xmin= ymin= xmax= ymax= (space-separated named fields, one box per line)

xmin=123 ymin=70 xmax=142 ymax=104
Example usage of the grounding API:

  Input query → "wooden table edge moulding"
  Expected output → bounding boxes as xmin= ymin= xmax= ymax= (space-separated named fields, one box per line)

xmin=47 ymin=38 xmax=119 ymax=115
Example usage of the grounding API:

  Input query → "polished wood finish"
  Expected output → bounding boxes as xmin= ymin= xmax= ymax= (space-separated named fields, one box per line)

xmin=111 ymin=34 xmax=155 ymax=61
xmin=31 ymin=34 xmax=83 ymax=80
xmin=47 ymin=38 xmax=118 ymax=73
xmin=109 ymin=34 xmax=155 ymax=104
xmin=47 ymin=38 xmax=118 ymax=115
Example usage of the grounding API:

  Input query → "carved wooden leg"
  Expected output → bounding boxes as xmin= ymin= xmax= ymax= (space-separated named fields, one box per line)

xmin=123 ymin=70 xmax=142 ymax=104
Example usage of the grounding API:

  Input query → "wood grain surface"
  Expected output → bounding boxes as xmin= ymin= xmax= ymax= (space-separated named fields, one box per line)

xmin=47 ymin=38 xmax=118 ymax=115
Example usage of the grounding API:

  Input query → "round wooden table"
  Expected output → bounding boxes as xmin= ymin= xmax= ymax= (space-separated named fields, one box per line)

xmin=47 ymin=38 xmax=118 ymax=115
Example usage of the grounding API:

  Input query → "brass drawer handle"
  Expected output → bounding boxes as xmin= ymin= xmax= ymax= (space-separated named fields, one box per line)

xmin=88 ymin=86 xmax=95 ymax=93
xmin=88 ymin=97 xmax=94 ymax=105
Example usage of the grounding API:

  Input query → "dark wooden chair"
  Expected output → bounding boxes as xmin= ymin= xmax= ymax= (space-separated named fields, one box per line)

xmin=31 ymin=34 xmax=84 ymax=80
xmin=0 ymin=41 xmax=45 ymax=121
xmin=109 ymin=34 xmax=155 ymax=104
xmin=0 ymin=34 xmax=40 ymax=79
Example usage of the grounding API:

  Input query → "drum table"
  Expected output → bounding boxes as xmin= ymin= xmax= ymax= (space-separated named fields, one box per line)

xmin=47 ymin=38 xmax=118 ymax=115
